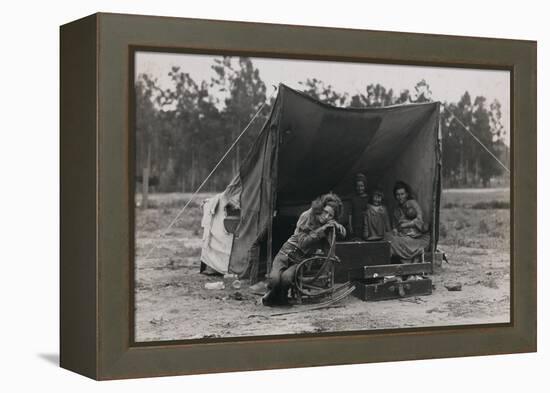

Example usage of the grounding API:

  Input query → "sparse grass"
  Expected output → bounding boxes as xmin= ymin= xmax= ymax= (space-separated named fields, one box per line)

xmin=135 ymin=193 xmax=213 ymax=239
xmin=471 ymin=201 xmax=510 ymax=209
xmin=444 ymin=200 xmax=510 ymax=210
xmin=439 ymin=189 xmax=509 ymax=251
xmin=443 ymin=202 xmax=461 ymax=209
xmin=442 ymin=188 xmax=509 ymax=207
xmin=136 ymin=192 xmax=216 ymax=209
xmin=478 ymin=219 xmax=490 ymax=234
xmin=439 ymin=207 xmax=509 ymax=250
xmin=439 ymin=223 xmax=448 ymax=238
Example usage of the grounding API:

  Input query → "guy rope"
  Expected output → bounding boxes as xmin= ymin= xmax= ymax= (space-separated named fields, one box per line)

xmin=142 ymin=87 xmax=278 ymax=260
xmin=442 ymin=104 xmax=510 ymax=174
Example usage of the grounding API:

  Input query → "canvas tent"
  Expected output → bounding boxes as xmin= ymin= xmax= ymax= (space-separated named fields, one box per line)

xmin=200 ymin=84 xmax=441 ymax=276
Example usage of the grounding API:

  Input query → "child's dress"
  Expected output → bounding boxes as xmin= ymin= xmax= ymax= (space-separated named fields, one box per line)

xmin=363 ymin=204 xmax=391 ymax=240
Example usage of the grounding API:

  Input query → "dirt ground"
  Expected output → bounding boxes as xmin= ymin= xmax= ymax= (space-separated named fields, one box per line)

xmin=134 ymin=189 xmax=510 ymax=342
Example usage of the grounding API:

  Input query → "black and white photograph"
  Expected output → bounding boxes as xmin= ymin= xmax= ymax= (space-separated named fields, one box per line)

xmin=2 ymin=0 xmax=545 ymax=388
xmin=133 ymin=51 xmax=511 ymax=342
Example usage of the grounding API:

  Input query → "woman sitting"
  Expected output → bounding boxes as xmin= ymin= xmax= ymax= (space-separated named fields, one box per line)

xmin=262 ymin=193 xmax=346 ymax=306
xmin=386 ymin=181 xmax=430 ymax=263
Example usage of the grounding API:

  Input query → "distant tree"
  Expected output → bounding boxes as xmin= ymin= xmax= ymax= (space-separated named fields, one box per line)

xmin=194 ymin=80 xmax=225 ymax=191
xmin=489 ymin=100 xmax=510 ymax=171
xmin=135 ymin=74 xmax=160 ymax=187
xmin=441 ymin=92 xmax=472 ymax=186
xmin=441 ymin=102 xmax=459 ymax=187
xmin=473 ymin=96 xmax=504 ymax=186
xmin=366 ymin=84 xmax=395 ymax=106
xmin=412 ymin=79 xmax=433 ymax=103
xmin=349 ymin=94 xmax=365 ymax=108
xmin=350 ymin=84 xmax=414 ymax=108
xmin=298 ymin=78 xmax=348 ymax=106
xmin=489 ymin=99 xmax=505 ymax=141
xmin=160 ymin=68 xmax=222 ymax=191
xmin=350 ymin=83 xmax=395 ymax=107
xmin=441 ymin=91 xmax=507 ymax=187
xmin=394 ymin=89 xmax=411 ymax=104
xmin=211 ymin=57 xmax=267 ymax=177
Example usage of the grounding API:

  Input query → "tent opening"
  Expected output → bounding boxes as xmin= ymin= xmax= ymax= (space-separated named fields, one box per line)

xmin=200 ymin=84 xmax=441 ymax=280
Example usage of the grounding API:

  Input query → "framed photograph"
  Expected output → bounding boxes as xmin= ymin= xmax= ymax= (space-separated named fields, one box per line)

xmin=60 ymin=13 xmax=536 ymax=380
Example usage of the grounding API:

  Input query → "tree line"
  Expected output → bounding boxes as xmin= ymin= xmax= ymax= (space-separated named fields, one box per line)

xmin=135 ymin=56 xmax=509 ymax=193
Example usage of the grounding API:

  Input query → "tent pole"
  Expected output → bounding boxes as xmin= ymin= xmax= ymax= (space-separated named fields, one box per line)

xmin=431 ymin=106 xmax=442 ymax=270
xmin=266 ymin=129 xmax=278 ymax=278
xmin=266 ymin=156 xmax=276 ymax=276
xmin=267 ymin=220 xmax=273 ymax=277
xmin=266 ymin=91 xmax=283 ymax=278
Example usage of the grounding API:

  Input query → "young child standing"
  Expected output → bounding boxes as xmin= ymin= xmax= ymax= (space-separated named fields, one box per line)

xmin=363 ymin=189 xmax=391 ymax=241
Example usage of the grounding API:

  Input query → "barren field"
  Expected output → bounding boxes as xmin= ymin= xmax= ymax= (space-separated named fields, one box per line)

xmin=134 ymin=189 xmax=510 ymax=342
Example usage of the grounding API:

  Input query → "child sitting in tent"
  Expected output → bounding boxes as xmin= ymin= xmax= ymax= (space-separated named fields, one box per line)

xmin=397 ymin=203 xmax=422 ymax=237
xmin=362 ymin=188 xmax=391 ymax=241
xmin=395 ymin=200 xmax=427 ymax=238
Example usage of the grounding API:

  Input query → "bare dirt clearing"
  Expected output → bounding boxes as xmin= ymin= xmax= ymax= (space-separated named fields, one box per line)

xmin=134 ymin=189 xmax=510 ymax=342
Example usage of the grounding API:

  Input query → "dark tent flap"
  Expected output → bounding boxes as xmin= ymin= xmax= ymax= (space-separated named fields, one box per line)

xmin=276 ymin=89 xmax=382 ymax=205
xmin=367 ymin=104 xmax=440 ymax=233
xmin=334 ymin=102 xmax=441 ymax=229
xmin=227 ymin=96 xmax=282 ymax=275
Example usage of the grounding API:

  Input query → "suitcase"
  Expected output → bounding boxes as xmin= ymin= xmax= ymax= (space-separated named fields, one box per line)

xmin=334 ymin=240 xmax=391 ymax=282
xmin=363 ymin=262 xmax=432 ymax=279
xmin=353 ymin=277 xmax=432 ymax=301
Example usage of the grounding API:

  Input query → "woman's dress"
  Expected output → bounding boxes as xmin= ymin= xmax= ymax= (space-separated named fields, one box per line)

xmin=386 ymin=199 xmax=430 ymax=262
xmin=350 ymin=194 xmax=369 ymax=239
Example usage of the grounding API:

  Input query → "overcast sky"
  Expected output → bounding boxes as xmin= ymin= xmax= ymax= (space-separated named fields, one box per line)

xmin=136 ymin=51 xmax=510 ymax=146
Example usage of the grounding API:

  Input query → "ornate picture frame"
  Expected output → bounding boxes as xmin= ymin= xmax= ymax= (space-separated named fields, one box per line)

xmin=60 ymin=12 xmax=536 ymax=380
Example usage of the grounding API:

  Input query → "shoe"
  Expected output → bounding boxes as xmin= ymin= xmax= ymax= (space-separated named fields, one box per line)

xmin=261 ymin=288 xmax=279 ymax=307
xmin=278 ymin=287 xmax=290 ymax=306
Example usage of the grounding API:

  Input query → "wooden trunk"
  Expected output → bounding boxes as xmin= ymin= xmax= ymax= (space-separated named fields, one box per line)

xmin=363 ymin=262 xmax=432 ymax=279
xmin=334 ymin=241 xmax=391 ymax=282
xmin=353 ymin=277 xmax=432 ymax=301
